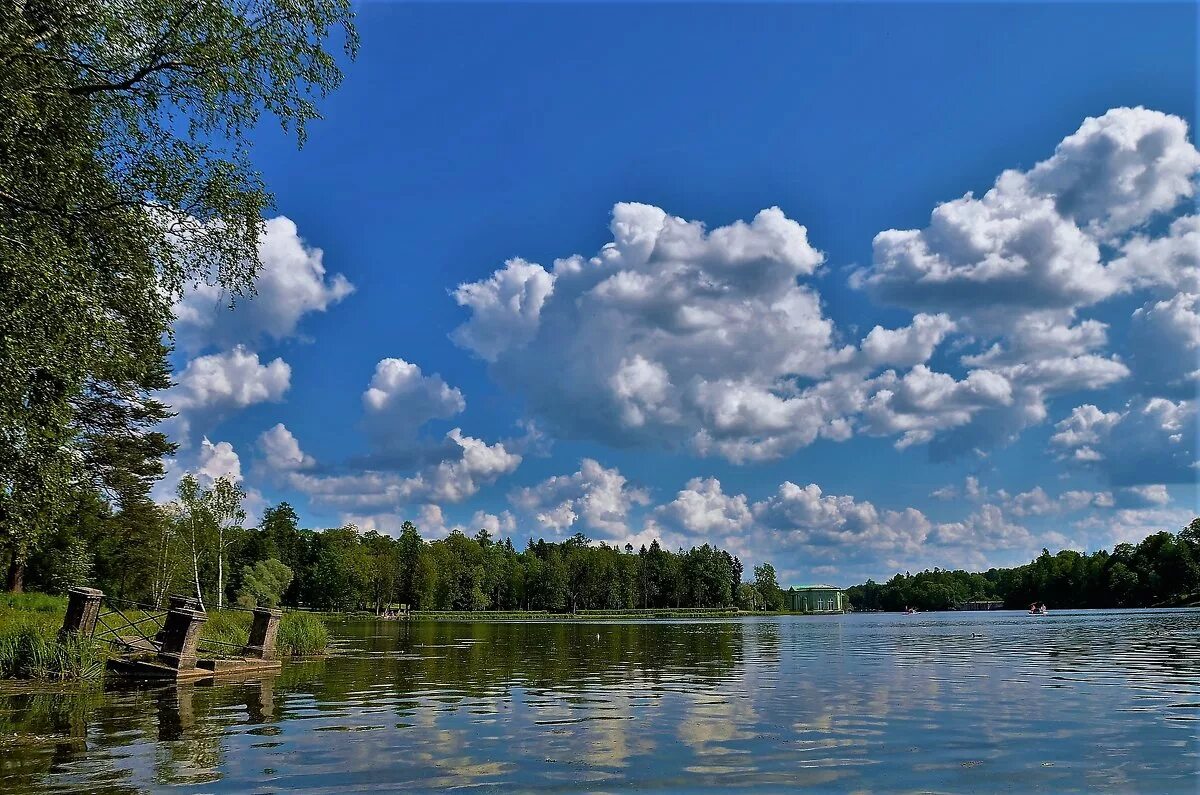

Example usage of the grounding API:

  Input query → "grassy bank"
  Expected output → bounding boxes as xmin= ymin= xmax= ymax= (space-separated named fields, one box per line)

xmin=0 ymin=593 xmax=330 ymax=682
xmin=0 ymin=594 xmax=106 ymax=682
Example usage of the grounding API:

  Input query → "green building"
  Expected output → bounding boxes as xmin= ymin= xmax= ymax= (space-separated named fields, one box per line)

xmin=785 ymin=585 xmax=846 ymax=613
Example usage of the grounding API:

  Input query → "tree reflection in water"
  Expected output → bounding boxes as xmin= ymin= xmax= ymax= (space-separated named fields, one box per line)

xmin=0 ymin=613 xmax=1197 ymax=793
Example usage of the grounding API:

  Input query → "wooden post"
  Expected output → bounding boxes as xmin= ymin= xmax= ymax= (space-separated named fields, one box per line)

xmin=59 ymin=587 xmax=104 ymax=639
xmin=244 ymin=607 xmax=282 ymax=660
xmin=157 ymin=600 xmax=207 ymax=671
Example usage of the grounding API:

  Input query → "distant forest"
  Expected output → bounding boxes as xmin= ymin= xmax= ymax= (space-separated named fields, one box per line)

xmin=18 ymin=493 xmax=791 ymax=613
xmin=847 ymin=519 xmax=1200 ymax=612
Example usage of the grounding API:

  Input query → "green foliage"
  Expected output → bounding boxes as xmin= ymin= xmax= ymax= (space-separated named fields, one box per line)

xmin=45 ymin=538 xmax=95 ymax=595
xmin=277 ymin=612 xmax=329 ymax=656
xmin=236 ymin=558 xmax=293 ymax=608
xmin=736 ymin=582 xmax=764 ymax=611
xmin=0 ymin=0 xmax=355 ymax=590
xmin=0 ymin=606 xmax=105 ymax=681
xmin=753 ymin=563 xmax=785 ymax=610
xmin=847 ymin=520 xmax=1200 ymax=611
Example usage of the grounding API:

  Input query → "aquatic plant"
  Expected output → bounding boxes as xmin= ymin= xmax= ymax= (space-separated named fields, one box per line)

xmin=277 ymin=612 xmax=330 ymax=656
xmin=0 ymin=614 xmax=106 ymax=682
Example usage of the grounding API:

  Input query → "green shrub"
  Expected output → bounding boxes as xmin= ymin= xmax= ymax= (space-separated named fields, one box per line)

xmin=278 ymin=612 xmax=329 ymax=656
xmin=198 ymin=610 xmax=253 ymax=657
xmin=236 ymin=558 xmax=293 ymax=608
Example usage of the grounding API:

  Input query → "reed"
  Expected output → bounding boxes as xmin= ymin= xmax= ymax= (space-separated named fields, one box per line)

xmin=277 ymin=611 xmax=330 ymax=656
xmin=0 ymin=612 xmax=106 ymax=682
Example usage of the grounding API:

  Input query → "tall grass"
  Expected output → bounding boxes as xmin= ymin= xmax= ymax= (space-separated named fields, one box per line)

xmin=0 ymin=611 xmax=106 ymax=682
xmin=278 ymin=612 xmax=329 ymax=656
xmin=199 ymin=609 xmax=330 ymax=656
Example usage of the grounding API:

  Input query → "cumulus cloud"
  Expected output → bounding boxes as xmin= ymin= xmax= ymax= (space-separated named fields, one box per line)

xmin=843 ymin=107 xmax=1199 ymax=456
xmin=1026 ymin=108 xmax=1200 ymax=239
xmin=453 ymin=203 xmax=861 ymax=462
xmin=857 ymin=313 xmax=956 ymax=369
xmin=858 ymin=108 xmax=1199 ymax=320
xmin=510 ymin=458 xmax=651 ymax=534
xmin=163 ymin=346 xmax=291 ymax=442
xmin=173 ymin=216 xmax=354 ymax=351
xmin=653 ymin=477 xmax=753 ymax=536
xmin=1074 ymin=505 xmax=1197 ymax=546
xmin=1127 ymin=293 xmax=1200 ymax=398
xmin=447 ymin=110 xmax=1197 ymax=463
xmin=451 ymin=258 xmax=556 ymax=362
xmin=257 ymin=423 xmax=315 ymax=471
xmin=168 ymin=346 xmax=291 ymax=413
xmin=197 ymin=437 xmax=242 ymax=483
xmin=1109 ymin=215 xmax=1200 ymax=295
xmin=1119 ymin=484 xmax=1171 ymax=507
xmin=345 ymin=505 xmax=518 ymax=540
xmin=470 ymin=510 xmax=518 ymax=535
xmin=362 ymin=358 xmax=466 ymax=451
xmin=1051 ymin=398 xmax=1196 ymax=484
xmin=287 ymin=428 xmax=522 ymax=511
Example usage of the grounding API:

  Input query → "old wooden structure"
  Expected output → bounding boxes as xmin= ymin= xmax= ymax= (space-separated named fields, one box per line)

xmin=60 ymin=586 xmax=283 ymax=680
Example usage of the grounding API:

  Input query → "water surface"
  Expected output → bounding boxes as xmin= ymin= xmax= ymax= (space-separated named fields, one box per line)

xmin=1 ymin=610 xmax=1197 ymax=793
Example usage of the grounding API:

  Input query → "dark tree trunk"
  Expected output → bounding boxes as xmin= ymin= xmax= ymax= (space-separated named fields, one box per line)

xmin=7 ymin=558 xmax=25 ymax=593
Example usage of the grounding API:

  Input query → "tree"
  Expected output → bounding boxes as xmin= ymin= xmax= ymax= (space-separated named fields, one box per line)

xmin=737 ymin=583 xmax=764 ymax=611
xmin=237 ymin=559 xmax=293 ymax=608
xmin=0 ymin=0 xmax=356 ymax=591
xmin=395 ymin=521 xmax=425 ymax=608
xmin=210 ymin=478 xmax=246 ymax=610
xmin=169 ymin=473 xmax=244 ymax=610
xmin=753 ymin=563 xmax=785 ymax=611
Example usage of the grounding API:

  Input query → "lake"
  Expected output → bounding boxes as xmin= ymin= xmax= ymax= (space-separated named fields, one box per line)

xmin=1 ymin=610 xmax=1197 ymax=793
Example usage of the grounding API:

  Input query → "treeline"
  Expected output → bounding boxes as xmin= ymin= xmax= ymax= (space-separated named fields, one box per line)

xmin=847 ymin=519 xmax=1200 ymax=611
xmin=10 ymin=484 xmax=792 ymax=613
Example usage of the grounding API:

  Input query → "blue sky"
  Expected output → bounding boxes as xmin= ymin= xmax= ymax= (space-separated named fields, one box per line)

xmin=161 ymin=2 xmax=1198 ymax=585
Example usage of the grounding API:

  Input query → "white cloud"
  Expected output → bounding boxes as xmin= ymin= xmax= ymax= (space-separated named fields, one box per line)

xmin=858 ymin=313 xmax=956 ymax=369
xmin=451 ymin=258 xmax=556 ymax=362
xmin=362 ymin=358 xmax=466 ymax=450
xmin=470 ymin=510 xmax=517 ymax=535
xmin=257 ymin=423 xmax=314 ymax=471
xmin=753 ymin=482 xmax=932 ymax=554
xmin=198 ymin=437 xmax=242 ymax=483
xmin=1119 ymin=484 xmax=1171 ymax=507
xmin=858 ymin=108 xmax=1198 ymax=320
xmin=653 ymin=477 xmax=754 ymax=536
xmin=1109 ymin=215 xmax=1200 ymax=294
xmin=1074 ymin=505 xmax=1196 ymax=546
xmin=1026 ymin=107 xmax=1200 ymax=239
xmin=451 ymin=112 xmax=1198 ymax=463
xmin=845 ymin=108 xmax=1198 ymax=456
xmin=453 ymin=203 xmax=855 ymax=463
xmin=289 ymin=428 xmax=522 ymax=511
xmin=1051 ymin=398 xmax=1196 ymax=484
xmin=168 ymin=346 xmax=291 ymax=413
xmin=860 ymin=365 xmax=1015 ymax=449
xmin=510 ymin=458 xmax=651 ymax=535
xmin=173 ymin=216 xmax=354 ymax=350
xmin=1127 ymin=293 xmax=1200 ymax=398
xmin=164 ymin=346 xmax=291 ymax=442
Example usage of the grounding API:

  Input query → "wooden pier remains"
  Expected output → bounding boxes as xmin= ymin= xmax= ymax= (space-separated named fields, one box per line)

xmin=61 ymin=587 xmax=284 ymax=680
